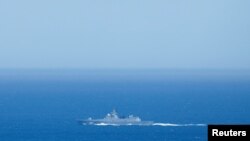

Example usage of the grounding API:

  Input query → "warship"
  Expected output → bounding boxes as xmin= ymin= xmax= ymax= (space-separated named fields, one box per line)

xmin=78 ymin=109 xmax=154 ymax=126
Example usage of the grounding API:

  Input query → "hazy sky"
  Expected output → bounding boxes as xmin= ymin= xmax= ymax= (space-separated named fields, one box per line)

xmin=0 ymin=0 xmax=249 ymax=69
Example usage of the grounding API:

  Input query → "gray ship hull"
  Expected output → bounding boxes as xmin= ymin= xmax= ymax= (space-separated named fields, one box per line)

xmin=79 ymin=119 xmax=154 ymax=126
xmin=78 ymin=110 xmax=154 ymax=126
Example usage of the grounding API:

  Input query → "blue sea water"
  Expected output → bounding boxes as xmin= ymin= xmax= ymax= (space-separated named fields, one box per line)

xmin=0 ymin=70 xmax=250 ymax=141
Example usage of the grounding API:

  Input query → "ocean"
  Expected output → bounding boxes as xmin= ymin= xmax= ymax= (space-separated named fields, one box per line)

xmin=0 ymin=70 xmax=249 ymax=141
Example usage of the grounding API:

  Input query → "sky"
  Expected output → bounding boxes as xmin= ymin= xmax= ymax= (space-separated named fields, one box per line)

xmin=0 ymin=0 xmax=250 ymax=69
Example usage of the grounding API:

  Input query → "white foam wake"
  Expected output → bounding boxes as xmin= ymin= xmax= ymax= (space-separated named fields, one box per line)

xmin=93 ymin=122 xmax=206 ymax=127
xmin=95 ymin=123 xmax=120 ymax=126
xmin=152 ymin=123 xmax=206 ymax=127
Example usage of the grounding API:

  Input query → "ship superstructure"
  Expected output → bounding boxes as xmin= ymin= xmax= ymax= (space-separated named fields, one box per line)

xmin=79 ymin=109 xmax=153 ymax=126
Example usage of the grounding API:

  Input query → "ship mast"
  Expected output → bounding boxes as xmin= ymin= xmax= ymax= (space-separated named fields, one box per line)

xmin=111 ymin=109 xmax=118 ymax=118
